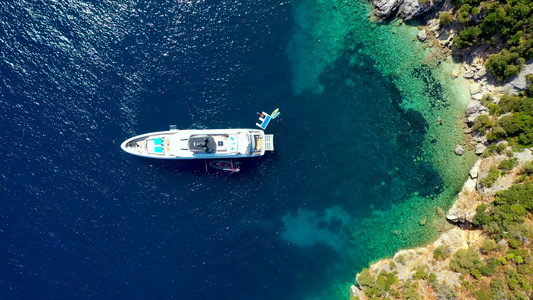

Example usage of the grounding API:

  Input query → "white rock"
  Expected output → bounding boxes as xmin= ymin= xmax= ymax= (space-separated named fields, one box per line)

xmin=472 ymin=93 xmax=484 ymax=100
xmin=474 ymin=67 xmax=487 ymax=79
xmin=465 ymin=101 xmax=488 ymax=117
xmin=397 ymin=0 xmax=433 ymax=20
xmin=371 ymin=0 xmax=402 ymax=19
xmin=370 ymin=0 xmax=432 ymax=20
xmin=472 ymin=132 xmax=488 ymax=144
xmin=514 ymin=148 xmax=533 ymax=163
xmin=469 ymin=159 xmax=482 ymax=179
xmin=417 ymin=29 xmax=427 ymax=42
xmin=475 ymin=144 xmax=486 ymax=155
xmin=470 ymin=83 xmax=482 ymax=95
xmin=463 ymin=71 xmax=475 ymax=79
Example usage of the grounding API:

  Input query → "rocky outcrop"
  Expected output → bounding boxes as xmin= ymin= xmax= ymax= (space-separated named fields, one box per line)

xmin=465 ymin=100 xmax=488 ymax=126
xmin=502 ymin=61 xmax=533 ymax=94
xmin=371 ymin=0 xmax=435 ymax=21
xmin=351 ymin=227 xmax=483 ymax=298
xmin=446 ymin=160 xmax=482 ymax=224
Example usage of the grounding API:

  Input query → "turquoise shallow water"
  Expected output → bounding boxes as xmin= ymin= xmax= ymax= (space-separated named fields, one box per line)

xmin=282 ymin=0 xmax=477 ymax=296
xmin=0 ymin=0 xmax=476 ymax=299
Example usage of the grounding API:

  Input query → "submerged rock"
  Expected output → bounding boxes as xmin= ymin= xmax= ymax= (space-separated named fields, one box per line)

xmin=454 ymin=144 xmax=464 ymax=156
xmin=451 ymin=70 xmax=459 ymax=78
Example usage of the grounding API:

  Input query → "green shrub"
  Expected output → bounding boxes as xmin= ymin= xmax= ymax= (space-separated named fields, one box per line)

xmin=433 ymin=246 xmax=450 ymax=261
xmin=471 ymin=267 xmax=483 ymax=279
xmin=475 ymin=288 xmax=492 ymax=300
xmin=412 ymin=267 xmax=427 ymax=280
xmin=453 ymin=26 xmax=482 ymax=49
xmin=481 ymin=258 xmax=500 ymax=276
xmin=396 ymin=255 xmax=405 ymax=265
xmin=498 ymin=94 xmax=521 ymax=113
xmin=487 ymin=50 xmax=524 ymax=82
xmin=376 ymin=271 xmax=398 ymax=292
xmin=488 ymin=102 xmax=501 ymax=115
xmin=457 ymin=4 xmax=472 ymax=23
xmin=522 ymin=160 xmax=533 ymax=175
xmin=499 ymin=158 xmax=518 ymax=171
xmin=488 ymin=125 xmax=506 ymax=141
xmin=490 ymin=278 xmax=505 ymax=297
xmin=508 ymin=238 xmax=521 ymax=248
xmin=436 ymin=285 xmax=457 ymax=299
xmin=402 ymin=281 xmax=420 ymax=300
xmin=439 ymin=12 xmax=453 ymax=25
xmin=449 ymin=247 xmax=480 ymax=274
xmin=428 ymin=273 xmax=438 ymax=290
xmin=358 ymin=268 xmax=375 ymax=287
xmin=495 ymin=181 xmax=533 ymax=211
xmin=515 ymin=173 xmax=527 ymax=183
xmin=473 ymin=114 xmax=491 ymax=133
xmin=481 ymin=239 xmax=498 ymax=254
xmin=498 ymin=114 xmax=521 ymax=136
xmin=389 ymin=261 xmax=397 ymax=270
xmin=480 ymin=166 xmax=500 ymax=187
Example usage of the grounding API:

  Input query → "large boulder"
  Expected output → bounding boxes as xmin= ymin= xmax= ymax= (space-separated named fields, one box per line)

xmin=470 ymin=83 xmax=482 ymax=95
xmin=465 ymin=101 xmax=488 ymax=117
xmin=397 ymin=0 xmax=433 ymax=20
xmin=417 ymin=29 xmax=427 ymax=42
xmin=371 ymin=0 xmax=402 ymax=19
xmin=370 ymin=0 xmax=434 ymax=20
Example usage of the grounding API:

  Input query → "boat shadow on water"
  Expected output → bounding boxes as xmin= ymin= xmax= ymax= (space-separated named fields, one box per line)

xmin=130 ymin=156 xmax=269 ymax=176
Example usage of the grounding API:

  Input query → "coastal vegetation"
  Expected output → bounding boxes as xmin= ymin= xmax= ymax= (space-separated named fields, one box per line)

xmin=475 ymin=93 xmax=533 ymax=148
xmin=450 ymin=0 xmax=533 ymax=81
xmin=353 ymin=89 xmax=533 ymax=297
xmin=351 ymin=0 xmax=533 ymax=297
xmin=352 ymin=177 xmax=533 ymax=299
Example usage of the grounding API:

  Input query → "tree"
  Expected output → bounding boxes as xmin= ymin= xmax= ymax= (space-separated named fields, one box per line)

xmin=487 ymin=50 xmax=523 ymax=81
xmin=481 ymin=239 xmax=498 ymax=254
xmin=449 ymin=247 xmax=480 ymax=274
xmin=434 ymin=246 xmax=450 ymax=260
xmin=439 ymin=12 xmax=453 ymax=25
xmin=479 ymin=166 xmax=500 ymax=188
xmin=457 ymin=4 xmax=473 ymax=23
xmin=454 ymin=26 xmax=482 ymax=49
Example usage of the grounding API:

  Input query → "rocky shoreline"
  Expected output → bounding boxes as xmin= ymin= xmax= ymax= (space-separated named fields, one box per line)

xmin=350 ymin=0 xmax=533 ymax=298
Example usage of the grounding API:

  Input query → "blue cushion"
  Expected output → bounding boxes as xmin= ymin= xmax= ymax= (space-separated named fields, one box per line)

xmin=154 ymin=146 xmax=163 ymax=153
xmin=154 ymin=138 xmax=163 ymax=145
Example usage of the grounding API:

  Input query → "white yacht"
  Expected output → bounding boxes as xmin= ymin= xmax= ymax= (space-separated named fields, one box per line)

xmin=121 ymin=126 xmax=274 ymax=159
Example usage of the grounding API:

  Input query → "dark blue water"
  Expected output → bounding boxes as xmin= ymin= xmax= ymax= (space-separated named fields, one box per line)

xmin=0 ymin=1 xmax=466 ymax=299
